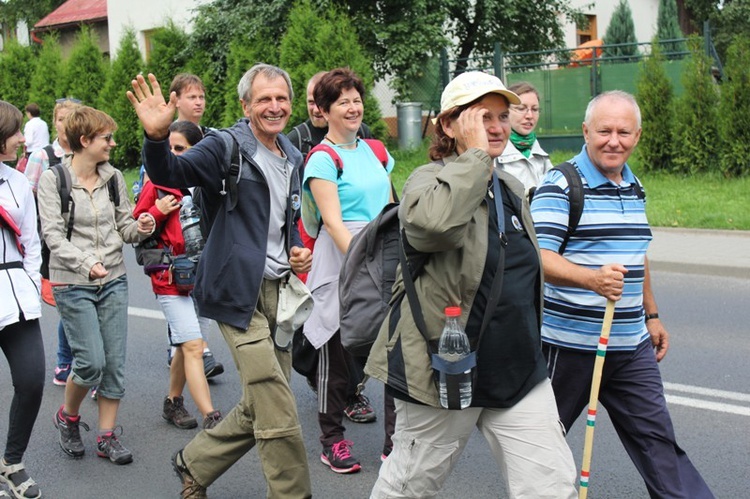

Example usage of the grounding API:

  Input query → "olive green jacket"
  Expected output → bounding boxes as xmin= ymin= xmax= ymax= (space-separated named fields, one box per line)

xmin=364 ymin=148 xmax=544 ymax=407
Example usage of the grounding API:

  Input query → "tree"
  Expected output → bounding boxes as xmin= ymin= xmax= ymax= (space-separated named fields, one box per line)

xmin=28 ymin=34 xmax=64 ymax=127
xmin=0 ymin=0 xmax=65 ymax=28
xmin=718 ymin=35 xmax=750 ymax=177
xmin=185 ymin=0 xmax=583 ymax=100
xmin=657 ymin=0 xmax=685 ymax=55
xmin=602 ymin=0 xmax=640 ymax=60
xmin=98 ymin=28 xmax=145 ymax=170
xmin=279 ymin=0 xmax=387 ymax=138
xmin=0 ymin=39 xmax=35 ymax=111
xmin=635 ymin=39 xmax=674 ymax=173
xmin=62 ymin=26 xmax=107 ymax=107
xmin=710 ymin=0 xmax=750 ymax=64
xmin=145 ymin=21 xmax=190 ymax=83
xmin=673 ymin=35 xmax=719 ymax=175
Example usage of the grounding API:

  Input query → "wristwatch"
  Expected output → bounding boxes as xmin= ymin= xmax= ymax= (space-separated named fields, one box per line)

xmin=645 ymin=313 xmax=660 ymax=322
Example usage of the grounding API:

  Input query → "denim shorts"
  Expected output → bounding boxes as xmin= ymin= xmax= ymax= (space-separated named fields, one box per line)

xmin=52 ymin=275 xmax=129 ymax=399
xmin=157 ymin=294 xmax=208 ymax=345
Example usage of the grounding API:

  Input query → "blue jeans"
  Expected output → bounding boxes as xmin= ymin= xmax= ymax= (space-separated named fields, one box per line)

xmin=53 ymin=276 xmax=129 ymax=400
xmin=56 ymin=320 xmax=73 ymax=367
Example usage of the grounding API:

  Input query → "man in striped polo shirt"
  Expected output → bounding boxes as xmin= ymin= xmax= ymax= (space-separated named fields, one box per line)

xmin=531 ymin=91 xmax=713 ymax=498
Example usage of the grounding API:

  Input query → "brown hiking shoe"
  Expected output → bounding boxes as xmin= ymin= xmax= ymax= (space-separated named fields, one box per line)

xmin=163 ymin=396 xmax=198 ymax=429
xmin=202 ymin=410 xmax=223 ymax=430
xmin=172 ymin=450 xmax=207 ymax=499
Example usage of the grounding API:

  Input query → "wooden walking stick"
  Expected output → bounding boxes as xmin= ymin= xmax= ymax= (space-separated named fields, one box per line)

xmin=579 ymin=299 xmax=616 ymax=499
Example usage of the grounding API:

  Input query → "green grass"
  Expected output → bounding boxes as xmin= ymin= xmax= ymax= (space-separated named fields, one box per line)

xmin=123 ymin=143 xmax=750 ymax=230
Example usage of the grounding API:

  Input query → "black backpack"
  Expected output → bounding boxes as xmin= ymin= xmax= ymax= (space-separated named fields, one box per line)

xmin=40 ymin=164 xmax=121 ymax=279
xmin=536 ymin=162 xmax=645 ymax=254
xmin=338 ymin=203 xmax=428 ymax=357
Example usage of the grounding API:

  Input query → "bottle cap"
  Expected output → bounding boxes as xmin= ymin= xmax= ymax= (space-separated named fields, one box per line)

xmin=444 ymin=306 xmax=461 ymax=317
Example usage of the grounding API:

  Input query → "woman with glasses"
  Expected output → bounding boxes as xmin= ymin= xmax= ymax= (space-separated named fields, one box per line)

xmin=0 ymin=100 xmax=45 ymax=499
xmin=38 ymin=106 xmax=154 ymax=466
xmin=495 ymin=81 xmax=553 ymax=198
xmin=133 ymin=120 xmax=223 ymax=431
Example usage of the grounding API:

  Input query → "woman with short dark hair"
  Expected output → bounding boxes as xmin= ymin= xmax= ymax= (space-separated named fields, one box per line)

xmin=0 ymin=100 xmax=45 ymax=499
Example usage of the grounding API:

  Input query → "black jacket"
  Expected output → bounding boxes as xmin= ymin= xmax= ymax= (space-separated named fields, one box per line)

xmin=143 ymin=118 xmax=304 ymax=329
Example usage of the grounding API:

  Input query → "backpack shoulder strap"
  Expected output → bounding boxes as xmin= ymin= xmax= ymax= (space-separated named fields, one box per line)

xmin=306 ymin=143 xmax=344 ymax=178
xmin=300 ymin=122 xmax=313 ymax=155
xmin=107 ymin=175 xmax=121 ymax=207
xmin=551 ymin=161 xmax=583 ymax=255
xmin=362 ymin=139 xmax=388 ymax=168
xmin=44 ymin=145 xmax=61 ymax=167
xmin=217 ymin=129 xmax=241 ymax=212
xmin=50 ymin=163 xmax=75 ymax=240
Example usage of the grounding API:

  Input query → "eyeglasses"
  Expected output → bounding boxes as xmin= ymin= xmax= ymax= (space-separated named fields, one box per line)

xmin=510 ymin=105 xmax=541 ymax=115
xmin=56 ymin=98 xmax=82 ymax=104
xmin=171 ymin=145 xmax=190 ymax=153
xmin=97 ymin=133 xmax=114 ymax=142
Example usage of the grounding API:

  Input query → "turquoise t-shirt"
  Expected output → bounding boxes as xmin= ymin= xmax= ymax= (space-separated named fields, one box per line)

xmin=303 ymin=140 xmax=394 ymax=222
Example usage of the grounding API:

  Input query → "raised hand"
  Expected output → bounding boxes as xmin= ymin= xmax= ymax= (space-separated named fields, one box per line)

xmin=126 ymin=73 xmax=177 ymax=141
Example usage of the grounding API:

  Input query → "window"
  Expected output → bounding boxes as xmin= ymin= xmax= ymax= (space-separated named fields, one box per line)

xmin=576 ymin=15 xmax=597 ymax=45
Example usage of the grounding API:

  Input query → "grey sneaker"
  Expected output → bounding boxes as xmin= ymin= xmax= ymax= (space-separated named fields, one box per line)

xmin=53 ymin=405 xmax=89 ymax=458
xmin=163 ymin=396 xmax=198 ymax=429
xmin=96 ymin=427 xmax=133 ymax=465
xmin=202 ymin=410 xmax=223 ymax=429
xmin=203 ymin=352 xmax=224 ymax=379
xmin=172 ymin=450 xmax=207 ymax=499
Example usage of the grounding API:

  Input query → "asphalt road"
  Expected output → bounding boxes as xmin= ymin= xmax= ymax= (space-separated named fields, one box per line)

xmin=1 ymin=246 xmax=748 ymax=498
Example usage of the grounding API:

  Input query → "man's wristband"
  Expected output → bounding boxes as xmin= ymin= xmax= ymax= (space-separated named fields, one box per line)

xmin=645 ymin=313 xmax=660 ymax=322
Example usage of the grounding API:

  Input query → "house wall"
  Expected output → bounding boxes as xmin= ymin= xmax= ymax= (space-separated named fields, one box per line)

xmin=52 ymin=22 xmax=109 ymax=58
xmin=107 ymin=0 xmax=210 ymax=57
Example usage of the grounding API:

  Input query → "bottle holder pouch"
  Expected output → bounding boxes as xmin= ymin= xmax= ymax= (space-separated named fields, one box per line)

xmin=431 ymin=351 xmax=477 ymax=410
xmin=170 ymin=256 xmax=197 ymax=292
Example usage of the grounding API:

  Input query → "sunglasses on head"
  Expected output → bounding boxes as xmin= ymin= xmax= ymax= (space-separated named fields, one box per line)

xmin=56 ymin=98 xmax=82 ymax=104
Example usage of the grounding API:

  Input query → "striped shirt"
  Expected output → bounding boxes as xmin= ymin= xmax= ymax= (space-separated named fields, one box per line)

xmin=530 ymin=146 xmax=652 ymax=351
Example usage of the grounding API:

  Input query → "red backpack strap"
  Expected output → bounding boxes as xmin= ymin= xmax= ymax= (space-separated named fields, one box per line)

xmin=305 ymin=144 xmax=344 ymax=178
xmin=362 ymin=139 xmax=389 ymax=169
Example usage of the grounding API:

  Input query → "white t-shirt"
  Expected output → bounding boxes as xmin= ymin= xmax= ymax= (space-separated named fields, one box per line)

xmin=23 ymin=117 xmax=50 ymax=154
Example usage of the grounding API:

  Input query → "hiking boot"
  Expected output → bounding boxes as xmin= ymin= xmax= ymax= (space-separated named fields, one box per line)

xmin=344 ymin=394 xmax=376 ymax=423
xmin=203 ymin=352 xmax=224 ymax=379
xmin=172 ymin=449 xmax=207 ymax=499
xmin=202 ymin=410 xmax=223 ymax=430
xmin=163 ymin=396 xmax=198 ymax=429
xmin=53 ymin=364 xmax=70 ymax=386
xmin=53 ymin=405 xmax=89 ymax=458
xmin=320 ymin=440 xmax=361 ymax=474
xmin=96 ymin=427 xmax=133 ymax=465
xmin=0 ymin=459 xmax=41 ymax=499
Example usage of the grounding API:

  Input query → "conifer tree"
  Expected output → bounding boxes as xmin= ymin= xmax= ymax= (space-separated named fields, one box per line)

xmin=145 ymin=21 xmax=190 ymax=85
xmin=62 ymin=26 xmax=107 ymax=107
xmin=97 ymin=28 xmax=145 ymax=170
xmin=718 ymin=36 xmax=750 ymax=177
xmin=279 ymin=0 xmax=387 ymax=138
xmin=673 ymin=35 xmax=719 ymax=175
xmin=28 ymin=34 xmax=65 ymax=127
xmin=0 ymin=39 xmax=35 ymax=111
xmin=603 ymin=0 xmax=640 ymax=60
xmin=657 ymin=0 xmax=684 ymax=55
xmin=635 ymin=39 xmax=674 ymax=172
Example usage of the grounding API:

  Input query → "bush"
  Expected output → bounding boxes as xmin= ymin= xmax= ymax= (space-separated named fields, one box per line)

xmin=28 ymin=34 xmax=64 ymax=127
xmin=278 ymin=0 xmax=387 ymax=138
xmin=672 ymin=36 xmax=719 ymax=175
xmin=718 ymin=36 xmax=750 ymax=177
xmin=63 ymin=26 xmax=107 ymax=107
xmin=145 ymin=21 xmax=190 ymax=84
xmin=635 ymin=39 xmax=674 ymax=172
xmin=98 ymin=27 xmax=145 ymax=170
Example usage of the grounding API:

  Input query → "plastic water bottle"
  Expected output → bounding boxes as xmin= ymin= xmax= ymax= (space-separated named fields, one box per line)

xmin=438 ymin=306 xmax=472 ymax=409
xmin=179 ymin=195 xmax=204 ymax=261
xmin=132 ymin=180 xmax=141 ymax=201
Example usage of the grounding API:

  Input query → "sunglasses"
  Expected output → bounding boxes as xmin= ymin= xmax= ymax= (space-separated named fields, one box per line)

xmin=56 ymin=98 xmax=83 ymax=104
xmin=97 ymin=133 xmax=115 ymax=142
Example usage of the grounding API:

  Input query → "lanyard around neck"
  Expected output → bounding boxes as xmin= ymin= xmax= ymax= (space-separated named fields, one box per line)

xmin=491 ymin=172 xmax=507 ymax=245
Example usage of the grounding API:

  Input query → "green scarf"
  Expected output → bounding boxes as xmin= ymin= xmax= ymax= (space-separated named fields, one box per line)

xmin=510 ymin=130 xmax=536 ymax=159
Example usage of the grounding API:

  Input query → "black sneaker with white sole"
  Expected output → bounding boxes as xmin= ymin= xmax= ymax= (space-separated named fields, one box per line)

xmin=96 ymin=427 xmax=133 ymax=465
xmin=203 ymin=352 xmax=224 ymax=379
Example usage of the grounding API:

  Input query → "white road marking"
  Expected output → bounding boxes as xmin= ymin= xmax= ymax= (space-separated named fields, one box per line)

xmin=666 ymin=395 xmax=750 ymax=417
xmin=664 ymin=381 xmax=750 ymax=404
xmin=663 ymin=382 xmax=750 ymax=417
xmin=127 ymin=306 xmax=165 ymax=320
